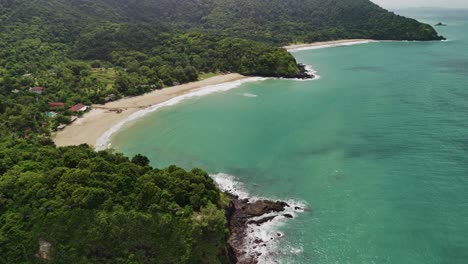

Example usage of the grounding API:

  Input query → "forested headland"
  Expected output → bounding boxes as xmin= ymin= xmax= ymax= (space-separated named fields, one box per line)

xmin=0 ymin=0 xmax=444 ymax=262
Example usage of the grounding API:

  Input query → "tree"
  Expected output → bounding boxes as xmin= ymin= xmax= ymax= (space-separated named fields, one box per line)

xmin=131 ymin=154 xmax=150 ymax=167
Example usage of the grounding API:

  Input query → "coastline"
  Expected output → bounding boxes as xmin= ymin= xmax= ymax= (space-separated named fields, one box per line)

xmin=53 ymin=73 xmax=248 ymax=148
xmin=52 ymin=39 xmax=375 ymax=262
xmin=284 ymin=39 xmax=377 ymax=52
xmin=212 ymin=173 xmax=305 ymax=263
xmin=53 ymin=39 xmax=376 ymax=149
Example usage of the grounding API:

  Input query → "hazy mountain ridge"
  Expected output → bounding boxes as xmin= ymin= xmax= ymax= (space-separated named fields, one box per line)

xmin=0 ymin=0 xmax=444 ymax=43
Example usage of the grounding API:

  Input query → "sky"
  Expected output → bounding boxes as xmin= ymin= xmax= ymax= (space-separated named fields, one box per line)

xmin=371 ymin=0 xmax=468 ymax=9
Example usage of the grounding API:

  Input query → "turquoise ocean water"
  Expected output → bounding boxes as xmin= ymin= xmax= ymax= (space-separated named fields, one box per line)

xmin=111 ymin=10 xmax=468 ymax=263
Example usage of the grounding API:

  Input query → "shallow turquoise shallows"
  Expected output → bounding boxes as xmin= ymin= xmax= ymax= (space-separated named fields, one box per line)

xmin=111 ymin=9 xmax=468 ymax=264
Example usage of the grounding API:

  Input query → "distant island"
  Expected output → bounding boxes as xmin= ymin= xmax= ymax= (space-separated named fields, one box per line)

xmin=0 ymin=0 xmax=446 ymax=263
xmin=435 ymin=22 xmax=448 ymax=26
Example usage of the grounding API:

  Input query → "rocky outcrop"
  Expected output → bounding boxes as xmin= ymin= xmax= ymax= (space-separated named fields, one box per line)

xmin=257 ymin=63 xmax=315 ymax=80
xmin=225 ymin=193 xmax=301 ymax=264
xmin=292 ymin=63 xmax=316 ymax=79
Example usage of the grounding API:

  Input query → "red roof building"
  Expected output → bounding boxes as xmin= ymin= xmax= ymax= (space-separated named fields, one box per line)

xmin=48 ymin=102 xmax=65 ymax=109
xmin=30 ymin=86 xmax=45 ymax=94
xmin=69 ymin=103 xmax=89 ymax=112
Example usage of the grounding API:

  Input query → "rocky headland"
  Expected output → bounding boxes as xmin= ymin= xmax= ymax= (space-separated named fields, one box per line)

xmin=225 ymin=193 xmax=304 ymax=263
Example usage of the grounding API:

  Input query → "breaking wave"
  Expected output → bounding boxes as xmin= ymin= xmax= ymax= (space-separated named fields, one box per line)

xmin=211 ymin=173 xmax=306 ymax=263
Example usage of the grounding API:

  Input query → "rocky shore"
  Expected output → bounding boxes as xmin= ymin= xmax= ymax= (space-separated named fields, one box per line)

xmin=281 ymin=63 xmax=316 ymax=79
xmin=293 ymin=63 xmax=316 ymax=79
xmin=225 ymin=193 xmax=303 ymax=263
xmin=251 ymin=63 xmax=315 ymax=80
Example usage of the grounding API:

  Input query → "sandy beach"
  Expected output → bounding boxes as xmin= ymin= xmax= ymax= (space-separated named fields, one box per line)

xmin=284 ymin=39 xmax=376 ymax=52
xmin=53 ymin=73 xmax=247 ymax=147
xmin=54 ymin=39 xmax=376 ymax=149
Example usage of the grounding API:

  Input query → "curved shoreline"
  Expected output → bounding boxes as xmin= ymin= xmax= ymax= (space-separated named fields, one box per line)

xmin=94 ymin=76 xmax=266 ymax=150
xmin=53 ymin=72 xmax=314 ymax=150
xmin=52 ymin=39 xmax=377 ymax=262
xmin=53 ymin=39 xmax=376 ymax=149
xmin=53 ymin=74 xmax=249 ymax=148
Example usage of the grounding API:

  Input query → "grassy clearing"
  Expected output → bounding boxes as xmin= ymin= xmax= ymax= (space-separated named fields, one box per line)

xmin=198 ymin=72 xmax=218 ymax=80
xmin=91 ymin=68 xmax=117 ymax=90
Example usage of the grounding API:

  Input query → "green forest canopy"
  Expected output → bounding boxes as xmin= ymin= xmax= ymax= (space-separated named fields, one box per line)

xmin=0 ymin=142 xmax=230 ymax=263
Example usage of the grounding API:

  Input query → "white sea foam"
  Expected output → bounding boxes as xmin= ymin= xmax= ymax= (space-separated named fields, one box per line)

xmin=211 ymin=173 xmax=250 ymax=200
xmin=277 ymin=65 xmax=321 ymax=82
xmin=211 ymin=173 xmax=306 ymax=263
xmin=290 ymin=246 xmax=303 ymax=255
xmin=94 ymin=77 xmax=266 ymax=150
xmin=288 ymin=40 xmax=378 ymax=52
xmin=242 ymin=93 xmax=259 ymax=97
xmin=303 ymin=65 xmax=321 ymax=81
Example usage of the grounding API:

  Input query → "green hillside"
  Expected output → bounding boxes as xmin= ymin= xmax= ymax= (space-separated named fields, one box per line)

xmin=1 ymin=0 xmax=444 ymax=43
